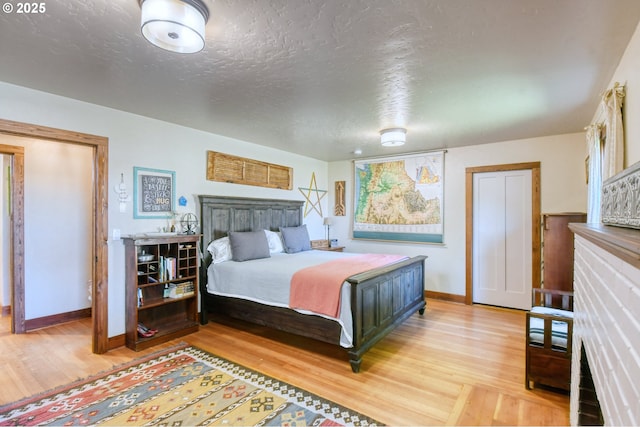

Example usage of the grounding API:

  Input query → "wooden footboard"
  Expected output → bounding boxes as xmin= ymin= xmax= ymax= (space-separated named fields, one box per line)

xmin=200 ymin=255 xmax=426 ymax=373
xmin=347 ymin=255 xmax=427 ymax=372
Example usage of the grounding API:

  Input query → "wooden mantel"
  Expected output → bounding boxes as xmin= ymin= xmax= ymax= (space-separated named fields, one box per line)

xmin=569 ymin=223 xmax=640 ymax=270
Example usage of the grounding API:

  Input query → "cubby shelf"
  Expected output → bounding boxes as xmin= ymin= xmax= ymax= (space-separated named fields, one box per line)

xmin=123 ymin=234 xmax=201 ymax=351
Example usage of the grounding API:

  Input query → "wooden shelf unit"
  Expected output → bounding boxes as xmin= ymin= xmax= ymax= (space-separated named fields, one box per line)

xmin=123 ymin=234 xmax=200 ymax=351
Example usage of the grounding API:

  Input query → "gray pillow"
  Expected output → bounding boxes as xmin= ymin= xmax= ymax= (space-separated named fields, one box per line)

xmin=228 ymin=231 xmax=271 ymax=262
xmin=279 ymin=225 xmax=311 ymax=253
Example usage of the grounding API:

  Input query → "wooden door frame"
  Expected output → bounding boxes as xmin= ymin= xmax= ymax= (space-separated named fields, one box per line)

xmin=0 ymin=118 xmax=109 ymax=353
xmin=465 ymin=162 xmax=541 ymax=305
xmin=0 ymin=143 xmax=23 ymax=332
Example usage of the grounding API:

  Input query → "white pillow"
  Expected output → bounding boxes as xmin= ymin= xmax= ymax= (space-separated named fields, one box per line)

xmin=206 ymin=236 xmax=232 ymax=264
xmin=264 ymin=230 xmax=284 ymax=253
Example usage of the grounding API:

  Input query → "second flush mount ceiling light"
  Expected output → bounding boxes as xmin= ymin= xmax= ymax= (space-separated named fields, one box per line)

xmin=380 ymin=128 xmax=407 ymax=147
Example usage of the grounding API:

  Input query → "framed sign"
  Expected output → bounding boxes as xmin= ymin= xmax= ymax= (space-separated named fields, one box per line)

xmin=133 ymin=167 xmax=176 ymax=219
xmin=353 ymin=151 xmax=445 ymax=243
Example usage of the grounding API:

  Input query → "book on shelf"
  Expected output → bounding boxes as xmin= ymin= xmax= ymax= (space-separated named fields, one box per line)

xmin=166 ymin=257 xmax=176 ymax=280
xmin=158 ymin=256 xmax=177 ymax=281
xmin=166 ymin=281 xmax=195 ymax=299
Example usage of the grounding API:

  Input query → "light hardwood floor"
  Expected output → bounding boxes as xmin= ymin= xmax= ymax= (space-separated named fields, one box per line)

xmin=0 ymin=299 xmax=569 ymax=425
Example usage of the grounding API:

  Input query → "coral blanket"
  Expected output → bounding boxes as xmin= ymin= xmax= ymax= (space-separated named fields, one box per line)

xmin=289 ymin=253 xmax=406 ymax=318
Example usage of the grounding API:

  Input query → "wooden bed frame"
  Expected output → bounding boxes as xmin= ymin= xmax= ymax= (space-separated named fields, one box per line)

xmin=198 ymin=195 xmax=427 ymax=372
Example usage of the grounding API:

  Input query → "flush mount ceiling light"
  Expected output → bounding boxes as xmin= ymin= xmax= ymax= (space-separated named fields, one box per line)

xmin=380 ymin=128 xmax=406 ymax=147
xmin=139 ymin=0 xmax=209 ymax=54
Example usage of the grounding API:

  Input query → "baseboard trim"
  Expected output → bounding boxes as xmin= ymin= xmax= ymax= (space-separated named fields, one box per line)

xmin=425 ymin=291 xmax=466 ymax=304
xmin=24 ymin=308 xmax=91 ymax=331
xmin=1 ymin=305 xmax=10 ymax=316
xmin=108 ymin=334 xmax=126 ymax=350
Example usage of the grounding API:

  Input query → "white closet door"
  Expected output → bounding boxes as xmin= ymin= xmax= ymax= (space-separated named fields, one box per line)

xmin=473 ymin=169 xmax=532 ymax=310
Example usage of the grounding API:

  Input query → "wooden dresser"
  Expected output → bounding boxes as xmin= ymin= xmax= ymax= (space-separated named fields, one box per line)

xmin=541 ymin=212 xmax=586 ymax=292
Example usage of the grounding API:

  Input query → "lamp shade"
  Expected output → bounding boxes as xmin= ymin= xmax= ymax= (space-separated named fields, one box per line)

xmin=380 ymin=128 xmax=406 ymax=147
xmin=140 ymin=0 xmax=209 ymax=54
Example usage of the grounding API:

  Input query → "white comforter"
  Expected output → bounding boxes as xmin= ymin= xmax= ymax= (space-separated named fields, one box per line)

xmin=206 ymin=250 xmax=361 ymax=348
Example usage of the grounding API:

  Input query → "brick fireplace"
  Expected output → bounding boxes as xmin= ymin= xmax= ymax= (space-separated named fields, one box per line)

xmin=570 ymin=223 xmax=640 ymax=426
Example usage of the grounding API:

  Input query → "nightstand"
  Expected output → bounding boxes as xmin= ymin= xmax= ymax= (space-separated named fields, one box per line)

xmin=310 ymin=239 xmax=344 ymax=252
xmin=316 ymin=245 xmax=344 ymax=252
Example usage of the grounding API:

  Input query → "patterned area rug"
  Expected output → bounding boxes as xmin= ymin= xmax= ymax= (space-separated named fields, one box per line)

xmin=0 ymin=344 xmax=380 ymax=426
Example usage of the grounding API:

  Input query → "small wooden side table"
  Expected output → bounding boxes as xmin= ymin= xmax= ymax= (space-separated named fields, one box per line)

xmin=315 ymin=246 xmax=344 ymax=252
xmin=310 ymin=239 xmax=345 ymax=252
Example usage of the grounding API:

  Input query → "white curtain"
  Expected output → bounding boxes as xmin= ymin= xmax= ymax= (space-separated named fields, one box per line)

xmin=601 ymin=82 xmax=625 ymax=180
xmin=585 ymin=124 xmax=603 ymax=223
xmin=585 ymin=82 xmax=625 ymax=223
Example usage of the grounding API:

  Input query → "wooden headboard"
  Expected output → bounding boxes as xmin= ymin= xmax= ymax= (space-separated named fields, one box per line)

xmin=198 ymin=195 xmax=304 ymax=250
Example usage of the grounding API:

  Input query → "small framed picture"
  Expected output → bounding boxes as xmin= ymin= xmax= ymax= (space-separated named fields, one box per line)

xmin=133 ymin=167 xmax=175 ymax=219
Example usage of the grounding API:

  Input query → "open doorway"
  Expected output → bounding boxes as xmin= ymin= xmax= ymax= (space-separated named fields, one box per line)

xmin=0 ymin=119 xmax=109 ymax=353
xmin=1 ymin=138 xmax=93 ymax=327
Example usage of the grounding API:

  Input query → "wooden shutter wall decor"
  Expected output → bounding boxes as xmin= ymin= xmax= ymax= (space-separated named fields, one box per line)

xmin=206 ymin=151 xmax=293 ymax=190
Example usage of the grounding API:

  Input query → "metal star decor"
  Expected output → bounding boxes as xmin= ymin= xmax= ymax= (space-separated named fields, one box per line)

xmin=298 ymin=172 xmax=327 ymax=217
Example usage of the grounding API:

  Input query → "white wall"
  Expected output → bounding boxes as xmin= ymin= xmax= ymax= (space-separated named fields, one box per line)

xmin=328 ymin=133 xmax=587 ymax=296
xmin=25 ymin=138 xmax=93 ymax=318
xmin=608 ymin=20 xmax=640 ymax=167
xmin=0 ymin=81 xmax=329 ymax=336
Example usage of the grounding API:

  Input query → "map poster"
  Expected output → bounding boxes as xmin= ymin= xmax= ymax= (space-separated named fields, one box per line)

xmin=353 ymin=151 xmax=444 ymax=243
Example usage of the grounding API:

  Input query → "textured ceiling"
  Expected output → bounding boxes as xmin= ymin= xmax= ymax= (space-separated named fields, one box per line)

xmin=1 ymin=0 xmax=639 ymax=161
